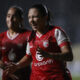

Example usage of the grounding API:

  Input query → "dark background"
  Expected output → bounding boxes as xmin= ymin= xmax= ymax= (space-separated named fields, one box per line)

xmin=0 ymin=0 xmax=80 ymax=77
xmin=0 ymin=0 xmax=80 ymax=44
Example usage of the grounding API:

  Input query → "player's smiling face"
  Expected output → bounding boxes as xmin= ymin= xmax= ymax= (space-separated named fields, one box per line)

xmin=6 ymin=8 xmax=21 ymax=30
xmin=28 ymin=8 xmax=47 ymax=31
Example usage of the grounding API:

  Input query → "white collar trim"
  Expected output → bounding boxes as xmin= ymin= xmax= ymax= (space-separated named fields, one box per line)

xmin=36 ymin=32 xmax=43 ymax=38
xmin=7 ymin=31 xmax=19 ymax=40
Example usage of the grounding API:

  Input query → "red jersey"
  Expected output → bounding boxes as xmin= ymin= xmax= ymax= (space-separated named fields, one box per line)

xmin=26 ymin=26 xmax=72 ymax=80
xmin=0 ymin=29 xmax=31 ymax=80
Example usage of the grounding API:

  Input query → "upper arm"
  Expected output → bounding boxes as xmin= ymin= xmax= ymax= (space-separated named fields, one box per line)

xmin=55 ymin=28 xmax=73 ymax=60
xmin=26 ymin=42 xmax=32 ymax=61
xmin=55 ymin=28 xmax=70 ymax=46
xmin=61 ymin=44 xmax=72 ymax=54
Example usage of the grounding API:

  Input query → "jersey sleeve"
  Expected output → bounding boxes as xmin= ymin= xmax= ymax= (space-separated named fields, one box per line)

xmin=0 ymin=33 xmax=4 ymax=53
xmin=26 ymin=42 xmax=31 ymax=57
xmin=54 ymin=28 xmax=70 ymax=47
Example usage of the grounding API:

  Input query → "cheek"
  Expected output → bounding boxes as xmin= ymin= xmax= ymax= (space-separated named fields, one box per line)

xmin=28 ymin=19 xmax=31 ymax=24
xmin=6 ymin=18 xmax=9 ymax=22
xmin=28 ymin=17 xmax=32 ymax=24
xmin=34 ymin=18 xmax=38 ymax=21
xmin=6 ymin=18 xmax=9 ymax=26
xmin=37 ymin=20 xmax=43 ymax=25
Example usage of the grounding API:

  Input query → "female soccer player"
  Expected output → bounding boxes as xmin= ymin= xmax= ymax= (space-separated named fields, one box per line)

xmin=6 ymin=4 xmax=73 ymax=80
xmin=0 ymin=6 xmax=31 ymax=80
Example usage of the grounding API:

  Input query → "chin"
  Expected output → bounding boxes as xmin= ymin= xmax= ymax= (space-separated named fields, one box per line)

xmin=32 ymin=26 xmax=37 ymax=31
xmin=8 ymin=26 xmax=11 ymax=29
xmin=33 ymin=28 xmax=37 ymax=31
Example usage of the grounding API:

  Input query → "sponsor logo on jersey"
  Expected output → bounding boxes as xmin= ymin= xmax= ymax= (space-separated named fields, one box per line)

xmin=36 ymin=51 xmax=44 ymax=61
xmin=34 ymin=59 xmax=53 ymax=66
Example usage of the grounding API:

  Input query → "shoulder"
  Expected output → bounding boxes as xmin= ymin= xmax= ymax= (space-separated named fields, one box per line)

xmin=20 ymin=29 xmax=31 ymax=35
xmin=48 ymin=25 xmax=64 ymax=35
xmin=22 ymin=29 xmax=31 ymax=33
xmin=0 ymin=31 xmax=7 ymax=38
xmin=20 ymin=29 xmax=32 ymax=40
xmin=25 ymin=29 xmax=31 ymax=34
xmin=50 ymin=25 xmax=66 ymax=34
xmin=24 ymin=29 xmax=31 ymax=37
xmin=50 ymin=25 xmax=64 ymax=31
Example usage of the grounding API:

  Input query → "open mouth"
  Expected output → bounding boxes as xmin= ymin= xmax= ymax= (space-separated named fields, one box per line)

xmin=32 ymin=25 xmax=38 ymax=29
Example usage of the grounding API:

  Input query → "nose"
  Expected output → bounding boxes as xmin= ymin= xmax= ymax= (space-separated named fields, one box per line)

xmin=29 ymin=17 xmax=34 ymax=23
xmin=10 ymin=16 xmax=13 ymax=22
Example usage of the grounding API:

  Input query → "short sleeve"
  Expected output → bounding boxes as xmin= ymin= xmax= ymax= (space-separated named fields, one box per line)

xmin=55 ymin=28 xmax=70 ymax=47
xmin=26 ymin=42 xmax=31 ymax=56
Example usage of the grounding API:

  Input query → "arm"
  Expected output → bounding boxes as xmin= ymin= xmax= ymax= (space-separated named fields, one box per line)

xmin=5 ymin=42 xmax=32 ymax=74
xmin=0 ymin=53 xmax=6 ymax=69
xmin=51 ymin=28 xmax=73 ymax=61
xmin=17 ymin=42 xmax=32 ymax=69
xmin=6 ymin=55 xmax=32 ymax=74
xmin=37 ymin=28 xmax=73 ymax=61
xmin=16 ymin=55 xmax=32 ymax=69
xmin=58 ymin=43 xmax=73 ymax=61
xmin=4 ymin=55 xmax=32 ymax=77
xmin=37 ymin=44 xmax=73 ymax=61
xmin=0 ymin=60 xmax=6 ymax=69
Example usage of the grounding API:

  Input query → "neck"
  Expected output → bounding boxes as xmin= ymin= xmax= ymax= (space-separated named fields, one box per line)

xmin=8 ymin=29 xmax=17 ymax=36
xmin=37 ymin=25 xmax=49 ymax=34
xmin=9 ymin=27 xmax=23 ymax=33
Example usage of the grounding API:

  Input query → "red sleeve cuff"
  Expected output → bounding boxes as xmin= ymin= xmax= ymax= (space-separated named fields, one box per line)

xmin=26 ymin=53 xmax=31 ymax=58
xmin=59 ymin=42 xmax=70 ymax=47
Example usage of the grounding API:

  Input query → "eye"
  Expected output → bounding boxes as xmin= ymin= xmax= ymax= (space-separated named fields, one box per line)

xmin=28 ymin=16 xmax=31 ymax=19
xmin=33 ymin=15 xmax=40 ymax=18
xmin=7 ymin=14 xmax=11 ymax=18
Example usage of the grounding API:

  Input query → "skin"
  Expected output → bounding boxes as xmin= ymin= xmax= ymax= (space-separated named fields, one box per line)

xmin=28 ymin=8 xmax=73 ymax=61
xmin=28 ymin=8 xmax=49 ymax=34
xmin=0 ymin=7 xmax=24 ymax=79
xmin=6 ymin=8 xmax=23 ymax=37
xmin=0 ymin=7 xmax=23 ymax=66
xmin=5 ymin=7 xmax=73 ymax=75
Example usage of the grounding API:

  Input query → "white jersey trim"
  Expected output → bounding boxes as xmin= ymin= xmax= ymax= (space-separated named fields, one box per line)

xmin=26 ymin=42 xmax=31 ymax=55
xmin=7 ymin=31 xmax=19 ymax=40
xmin=54 ymin=29 xmax=70 ymax=46
xmin=36 ymin=32 xmax=43 ymax=38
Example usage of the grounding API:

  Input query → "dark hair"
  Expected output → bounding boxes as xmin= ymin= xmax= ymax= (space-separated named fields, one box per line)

xmin=28 ymin=4 xmax=52 ymax=42
xmin=9 ymin=6 xmax=24 ymax=19
xmin=8 ymin=6 xmax=24 ymax=28
xmin=29 ymin=4 xmax=51 ymax=22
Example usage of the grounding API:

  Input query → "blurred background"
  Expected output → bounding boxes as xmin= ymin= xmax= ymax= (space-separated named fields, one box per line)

xmin=0 ymin=0 xmax=80 ymax=80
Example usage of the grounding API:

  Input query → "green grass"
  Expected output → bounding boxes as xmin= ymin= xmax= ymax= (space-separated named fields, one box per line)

xmin=72 ymin=76 xmax=80 ymax=80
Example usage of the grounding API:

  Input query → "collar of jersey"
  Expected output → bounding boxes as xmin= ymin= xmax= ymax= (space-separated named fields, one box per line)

xmin=7 ymin=31 xmax=19 ymax=40
xmin=36 ymin=32 xmax=43 ymax=38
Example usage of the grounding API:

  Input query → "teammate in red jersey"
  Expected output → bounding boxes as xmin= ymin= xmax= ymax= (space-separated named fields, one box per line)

xmin=0 ymin=6 xmax=31 ymax=80
xmin=6 ymin=4 xmax=73 ymax=80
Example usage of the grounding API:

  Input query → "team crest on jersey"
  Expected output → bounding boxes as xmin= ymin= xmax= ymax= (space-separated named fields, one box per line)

xmin=43 ymin=40 xmax=49 ymax=48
